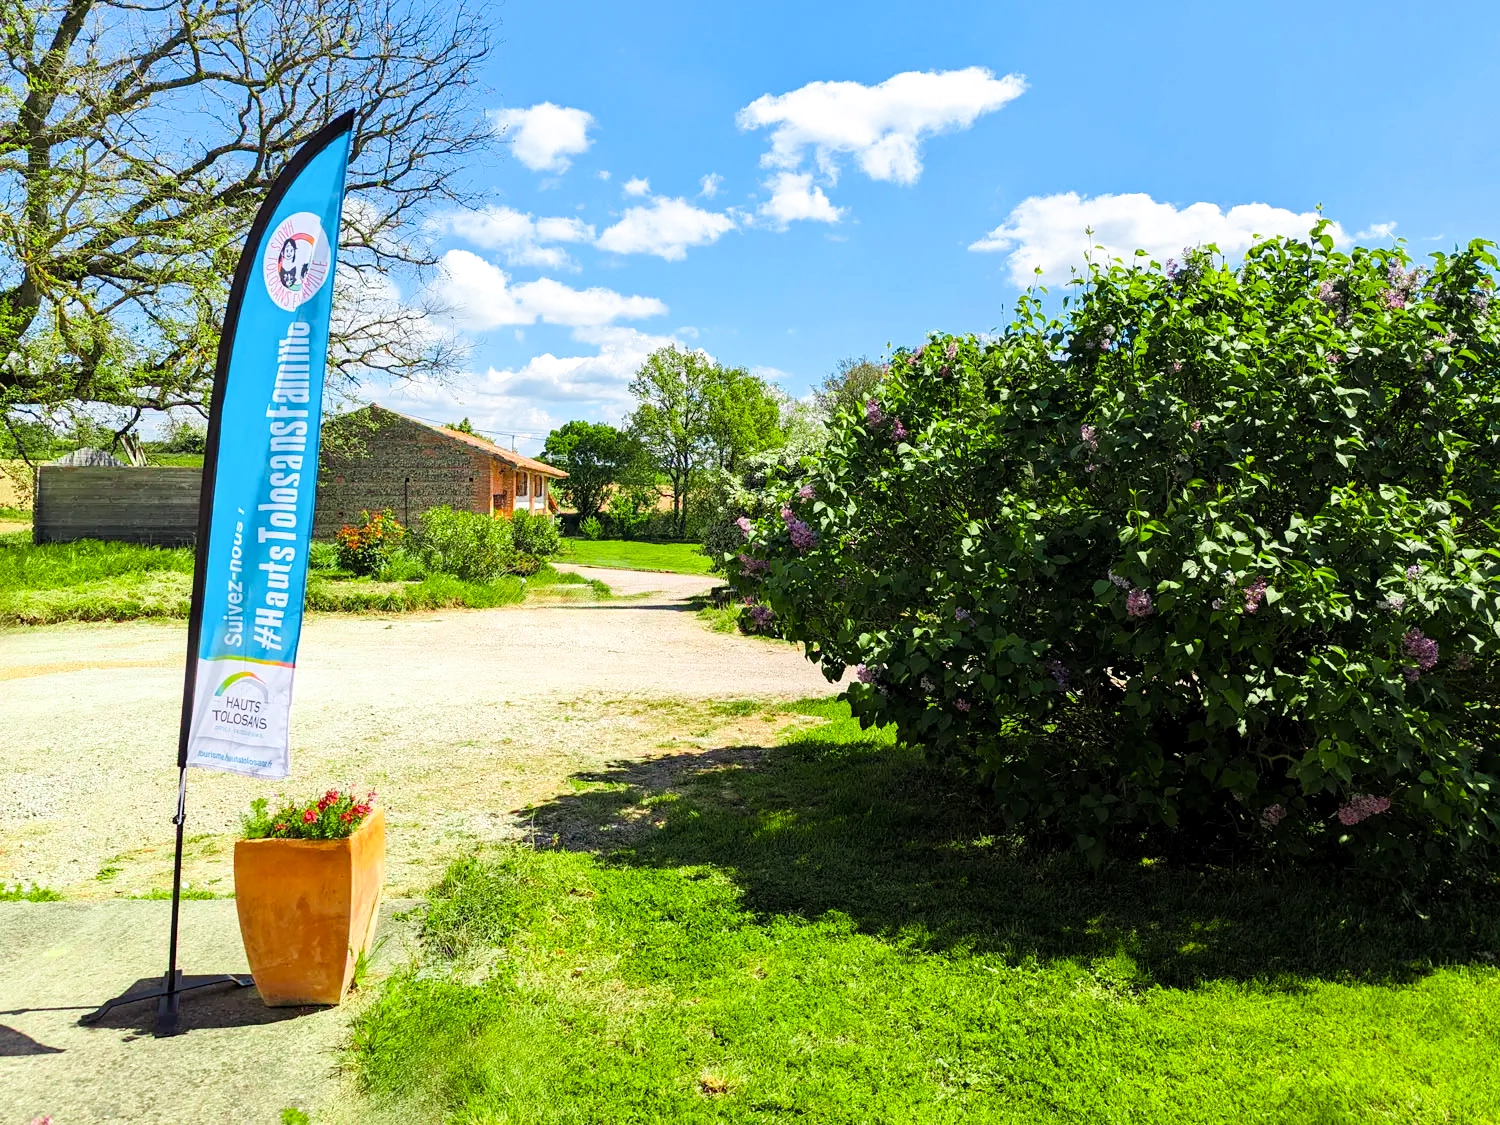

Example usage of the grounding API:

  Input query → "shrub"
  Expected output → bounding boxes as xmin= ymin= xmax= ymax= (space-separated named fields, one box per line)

xmin=579 ymin=515 xmax=604 ymax=540
xmin=603 ymin=482 xmax=661 ymax=539
xmin=510 ymin=510 xmax=561 ymax=558
xmin=307 ymin=539 xmax=340 ymax=572
xmin=335 ymin=509 xmax=405 ymax=576
xmin=414 ymin=506 xmax=514 ymax=582
xmin=737 ymin=228 xmax=1500 ymax=872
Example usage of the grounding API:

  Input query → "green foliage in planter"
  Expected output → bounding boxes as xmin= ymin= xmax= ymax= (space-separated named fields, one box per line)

xmin=734 ymin=227 xmax=1500 ymax=871
xmin=241 ymin=789 xmax=377 ymax=840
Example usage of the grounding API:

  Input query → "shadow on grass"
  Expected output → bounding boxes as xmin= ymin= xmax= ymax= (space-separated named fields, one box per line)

xmin=525 ymin=710 xmax=1500 ymax=991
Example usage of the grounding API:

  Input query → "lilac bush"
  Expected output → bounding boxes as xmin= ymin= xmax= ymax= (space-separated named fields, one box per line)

xmin=728 ymin=227 xmax=1500 ymax=871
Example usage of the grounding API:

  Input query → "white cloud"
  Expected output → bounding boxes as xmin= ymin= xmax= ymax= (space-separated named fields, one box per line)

xmin=596 ymin=197 xmax=736 ymax=261
xmin=375 ymin=326 xmax=689 ymax=449
xmin=490 ymin=103 xmax=595 ymax=173
xmin=1357 ymin=221 xmax=1398 ymax=240
xmin=597 ymin=170 xmax=612 ymax=181
xmin=969 ymin=192 xmax=1346 ymax=285
xmin=439 ymin=206 xmax=596 ymax=270
xmin=758 ymin=172 xmax=842 ymax=228
xmin=433 ymin=250 xmax=667 ymax=331
xmin=737 ymin=67 xmax=1025 ymax=187
xmin=700 ymin=173 xmax=723 ymax=199
xmin=623 ymin=177 xmax=651 ymax=196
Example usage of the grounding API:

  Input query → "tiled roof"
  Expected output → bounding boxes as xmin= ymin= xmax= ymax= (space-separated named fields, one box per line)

xmin=374 ymin=406 xmax=567 ymax=477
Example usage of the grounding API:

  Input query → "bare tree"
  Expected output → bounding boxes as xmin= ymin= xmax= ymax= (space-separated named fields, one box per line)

xmin=0 ymin=0 xmax=492 ymax=427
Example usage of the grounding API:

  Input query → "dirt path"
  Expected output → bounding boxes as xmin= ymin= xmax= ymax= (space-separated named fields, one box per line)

xmin=0 ymin=566 xmax=836 ymax=899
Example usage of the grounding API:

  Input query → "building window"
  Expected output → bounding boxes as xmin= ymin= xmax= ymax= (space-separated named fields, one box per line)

xmin=516 ymin=471 xmax=528 ymax=498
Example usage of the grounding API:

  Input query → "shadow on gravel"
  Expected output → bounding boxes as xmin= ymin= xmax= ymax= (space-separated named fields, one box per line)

xmin=525 ymin=722 xmax=1500 ymax=991
xmin=0 ymin=1024 xmax=63 ymax=1055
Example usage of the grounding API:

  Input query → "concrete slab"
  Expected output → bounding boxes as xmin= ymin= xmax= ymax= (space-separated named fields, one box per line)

xmin=0 ymin=899 xmax=417 ymax=1124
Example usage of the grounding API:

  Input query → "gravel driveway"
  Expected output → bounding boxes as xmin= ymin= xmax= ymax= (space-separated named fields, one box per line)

xmin=0 ymin=567 xmax=839 ymax=899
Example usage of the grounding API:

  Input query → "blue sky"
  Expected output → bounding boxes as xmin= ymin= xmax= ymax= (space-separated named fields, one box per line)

xmin=373 ymin=0 xmax=1500 ymax=453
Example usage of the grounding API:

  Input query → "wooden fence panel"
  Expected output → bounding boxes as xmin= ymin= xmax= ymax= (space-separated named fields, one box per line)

xmin=34 ymin=466 xmax=202 ymax=546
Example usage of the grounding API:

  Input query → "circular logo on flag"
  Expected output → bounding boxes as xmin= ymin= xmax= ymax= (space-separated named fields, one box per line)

xmin=263 ymin=212 xmax=331 ymax=311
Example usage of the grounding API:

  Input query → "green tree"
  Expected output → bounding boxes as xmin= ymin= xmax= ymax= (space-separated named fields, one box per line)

xmin=814 ymin=356 xmax=886 ymax=420
xmin=705 ymin=365 xmax=786 ymax=470
xmin=540 ymin=420 xmax=641 ymax=521
xmin=626 ymin=346 xmax=717 ymax=538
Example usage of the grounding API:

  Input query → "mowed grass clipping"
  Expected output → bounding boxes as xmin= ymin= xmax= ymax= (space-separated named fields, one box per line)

xmin=349 ymin=701 xmax=1500 ymax=1124
xmin=562 ymin=537 xmax=714 ymax=574
xmin=0 ymin=533 xmax=606 ymax=624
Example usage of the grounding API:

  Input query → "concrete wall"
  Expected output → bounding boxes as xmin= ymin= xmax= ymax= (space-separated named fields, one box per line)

xmin=33 ymin=466 xmax=201 ymax=545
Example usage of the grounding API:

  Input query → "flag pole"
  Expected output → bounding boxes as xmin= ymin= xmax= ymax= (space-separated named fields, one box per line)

xmin=83 ymin=108 xmax=358 ymax=1036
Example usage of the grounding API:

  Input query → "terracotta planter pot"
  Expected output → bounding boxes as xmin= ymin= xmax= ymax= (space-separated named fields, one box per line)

xmin=234 ymin=807 xmax=385 ymax=1006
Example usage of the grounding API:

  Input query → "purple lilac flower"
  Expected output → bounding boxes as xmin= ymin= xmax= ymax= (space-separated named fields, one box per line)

xmin=735 ymin=516 xmax=753 ymax=539
xmin=1126 ymin=588 xmax=1154 ymax=618
xmin=1454 ymin=652 xmax=1475 ymax=671
xmin=913 ymin=345 xmax=926 ymax=361
xmin=1317 ymin=279 xmax=1338 ymax=304
xmin=945 ymin=341 xmax=958 ymax=361
xmin=1261 ymin=803 xmax=1287 ymax=828
xmin=865 ymin=399 xmax=884 ymax=427
xmin=738 ymin=554 xmax=768 ymax=577
xmin=880 ymin=363 xmax=891 ymax=374
xmin=920 ymin=676 xmax=935 ymax=693
xmin=780 ymin=507 xmax=815 ymax=552
xmin=1190 ymin=419 xmax=1203 ymax=433
xmin=1169 ymin=360 xmax=1183 ymax=373
xmin=1081 ymin=424 xmax=1099 ymax=451
xmin=1473 ymin=294 xmax=1490 ymax=315
xmin=891 ymin=418 xmax=909 ymax=442
xmin=1211 ymin=598 xmax=1224 ymax=611
xmin=1043 ymin=658 xmax=1070 ymax=687
xmin=1328 ymin=352 xmax=1342 ymax=366
xmin=1405 ymin=564 xmax=1421 ymax=580
xmin=1403 ymin=628 xmax=1439 ymax=672
xmin=1337 ymin=795 xmax=1391 ymax=826
xmin=1383 ymin=289 xmax=1406 ymax=310
xmin=954 ymin=698 xmax=971 ymax=712
xmin=749 ymin=604 xmax=775 ymax=627
xmin=1085 ymin=463 xmax=1099 ymax=473
xmin=1108 ymin=571 xmax=1131 ymax=590
xmin=1243 ymin=576 xmax=1267 ymax=614
xmin=954 ymin=607 xmax=971 ymax=623
xmin=797 ymin=483 xmax=815 ymax=501
xmin=856 ymin=664 xmax=875 ymax=684
xmin=1165 ymin=258 xmax=1178 ymax=278
xmin=1381 ymin=593 xmax=1406 ymax=612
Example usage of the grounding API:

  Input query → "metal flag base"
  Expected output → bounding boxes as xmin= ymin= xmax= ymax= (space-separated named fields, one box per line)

xmin=81 ymin=970 xmax=255 ymax=1037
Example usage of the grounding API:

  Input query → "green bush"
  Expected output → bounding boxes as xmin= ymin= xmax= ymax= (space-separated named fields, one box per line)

xmin=509 ymin=510 xmax=560 ymax=558
xmin=413 ymin=506 xmax=515 ymax=583
xmin=579 ymin=515 xmax=604 ymax=540
xmin=335 ymin=509 xmax=406 ymax=576
xmin=737 ymin=228 xmax=1500 ymax=871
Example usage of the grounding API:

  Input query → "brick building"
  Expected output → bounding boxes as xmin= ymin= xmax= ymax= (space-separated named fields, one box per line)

xmin=314 ymin=405 xmax=566 ymax=536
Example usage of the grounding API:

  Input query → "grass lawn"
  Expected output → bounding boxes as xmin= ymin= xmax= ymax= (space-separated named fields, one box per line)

xmin=0 ymin=532 xmax=606 ymax=624
xmin=349 ymin=701 xmax=1500 ymax=1124
xmin=562 ymin=537 xmax=714 ymax=575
